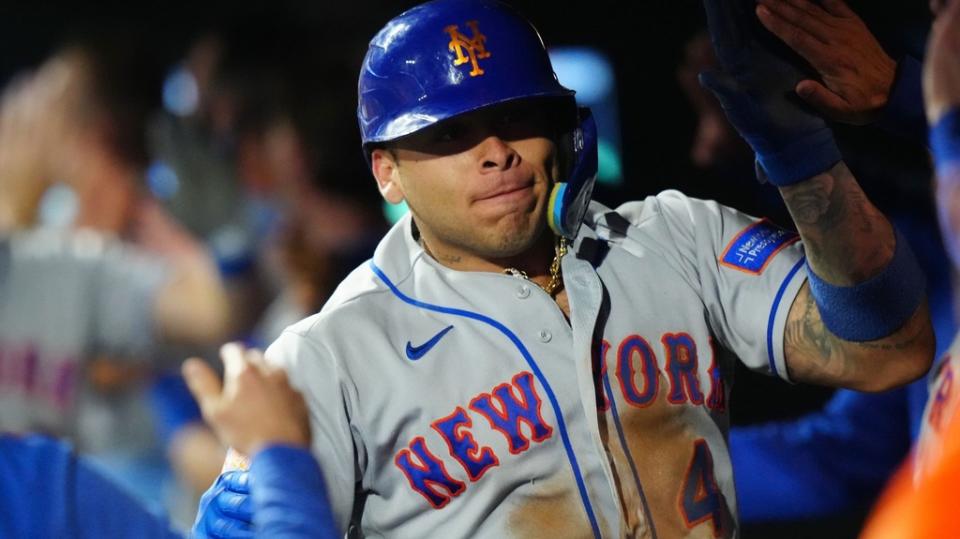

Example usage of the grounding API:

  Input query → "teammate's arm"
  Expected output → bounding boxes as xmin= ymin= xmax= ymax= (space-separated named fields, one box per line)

xmin=133 ymin=200 xmax=232 ymax=345
xmin=701 ymin=0 xmax=934 ymax=391
xmin=777 ymin=165 xmax=933 ymax=391
xmin=184 ymin=343 xmax=338 ymax=538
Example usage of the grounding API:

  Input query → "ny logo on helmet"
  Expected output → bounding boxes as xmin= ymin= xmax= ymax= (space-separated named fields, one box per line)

xmin=445 ymin=21 xmax=492 ymax=77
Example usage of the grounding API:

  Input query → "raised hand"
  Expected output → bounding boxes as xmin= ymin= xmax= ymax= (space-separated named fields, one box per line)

xmin=756 ymin=0 xmax=897 ymax=125
xmin=700 ymin=0 xmax=841 ymax=186
xmin=183 ymin=342 xmax=311 ymax=457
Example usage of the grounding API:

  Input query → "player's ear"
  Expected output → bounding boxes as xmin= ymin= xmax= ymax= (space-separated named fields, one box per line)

xmin=370 ymin=148 xmax=405 ymax=205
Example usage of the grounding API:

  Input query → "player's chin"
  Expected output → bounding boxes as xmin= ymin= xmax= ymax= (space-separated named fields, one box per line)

xmin=487 ymin=214 xmax=547 ymax=256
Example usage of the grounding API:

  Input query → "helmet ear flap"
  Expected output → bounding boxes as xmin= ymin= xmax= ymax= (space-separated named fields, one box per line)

xmin=548 ymin=107 xmax=598 ymax=239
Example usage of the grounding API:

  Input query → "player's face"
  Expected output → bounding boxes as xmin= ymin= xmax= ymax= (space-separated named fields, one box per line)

xmin=374 ymin=101 xmax=561 ymax=260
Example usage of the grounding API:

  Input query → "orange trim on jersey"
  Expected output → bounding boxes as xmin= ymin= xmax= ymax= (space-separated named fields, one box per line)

xmin=662 ymin=332 xmax=704 ymax=405
xmin=614 ymin=334 xmax=660 ymax=409
xmin=394 ymin=436 xmax=467 ymax=509
xmin=678 ymin=439 xmax=725 ymax=538
xmin=468 ymin=371 xmax=554 ymax=455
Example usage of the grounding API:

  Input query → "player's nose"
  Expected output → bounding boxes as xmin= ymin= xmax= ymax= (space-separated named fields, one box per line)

xmin=478 ymin=135 xmax=518 ymax=172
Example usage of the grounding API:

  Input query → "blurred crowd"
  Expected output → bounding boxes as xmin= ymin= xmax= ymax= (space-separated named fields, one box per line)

xmin=0 ymin=14 xmax=388 ymax=529
xmin=0 ymin=1 xmax=956 ymax=537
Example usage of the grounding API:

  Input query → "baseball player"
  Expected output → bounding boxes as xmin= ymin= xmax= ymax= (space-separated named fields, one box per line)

xmin=195 ymin=0 xmax=933 ymax=537
xmin=0 ymin=41 xmax=231 ymax=443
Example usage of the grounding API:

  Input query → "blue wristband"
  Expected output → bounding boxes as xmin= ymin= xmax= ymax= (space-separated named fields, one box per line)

xmin=806 ymin=228 xmax=925 ymax=341
xmin=931 ymin=107 xmax=960 ymax=175
xmin=755 ymin=128 xmax=842 ymax=187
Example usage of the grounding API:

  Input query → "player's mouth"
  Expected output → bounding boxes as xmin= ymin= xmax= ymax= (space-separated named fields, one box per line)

xmin=473 ymin=176 xmax=537 ymax=206
xmin=477 ymin=184 xmax=533 ymax=203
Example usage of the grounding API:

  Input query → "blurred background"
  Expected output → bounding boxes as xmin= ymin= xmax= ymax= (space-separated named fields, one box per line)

xmin=0 ymin=0 xmax=944 ymax=537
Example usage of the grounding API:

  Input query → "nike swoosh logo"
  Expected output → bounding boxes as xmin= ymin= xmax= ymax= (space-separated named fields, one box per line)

xmin=405 ymin=325 xmax=455 ymax=361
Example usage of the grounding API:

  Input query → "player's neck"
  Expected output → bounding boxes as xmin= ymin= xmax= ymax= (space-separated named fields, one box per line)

xmin=416 ymin=226 xmax=555 ymax=280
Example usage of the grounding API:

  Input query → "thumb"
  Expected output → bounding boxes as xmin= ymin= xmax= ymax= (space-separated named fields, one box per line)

xmin=795 ymin=80 xmax=849 ymax=122
xmin=182 ymin=357 xmax=223 ymax=414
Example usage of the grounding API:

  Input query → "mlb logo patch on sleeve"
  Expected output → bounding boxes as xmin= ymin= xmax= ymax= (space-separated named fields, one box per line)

xmin=720 ymin=219 xmax=799 ymax=275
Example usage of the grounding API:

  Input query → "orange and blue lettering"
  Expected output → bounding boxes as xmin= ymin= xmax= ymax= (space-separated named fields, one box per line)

xmin=469 ymin=371 xmax=553 ymax=454
xmin=394 ymin=436 xmax=466 ymax=509
xmin=679 ymin=439 xmax=725 ymax=537
xmin=431 ymin=406 xmax=499 ymax=481
xmin=616 ymin=335 xmax=660 ymax=408
xmin=663 ymin=333 xmax=704 ymax=405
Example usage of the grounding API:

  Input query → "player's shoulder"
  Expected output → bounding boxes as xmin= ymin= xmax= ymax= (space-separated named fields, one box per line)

xmin=583 ymin=189 xmax=724 ymax=237
xmin=274 ymin=216 xmax=419 ymax=345
xmin=280 ymin=264 xmax=389 ymax=340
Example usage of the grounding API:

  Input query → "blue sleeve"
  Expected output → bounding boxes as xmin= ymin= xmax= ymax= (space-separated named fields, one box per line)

xmin=249 ymin=445 xmax=339 ymax=538
xmin=0 ymin=434 xmax=182 ymax=539
xmin=875 ymin=55 xmax=927 ymax=145
xmin=148 ymin=372 xmax=204 ymax=446
xmin=730 ymin=384 xmax=915 ymax=522
xmin=0 ymin=435 xmax=73 ymax=538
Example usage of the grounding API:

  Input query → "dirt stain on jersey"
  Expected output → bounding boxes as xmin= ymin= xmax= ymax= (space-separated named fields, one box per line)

xmin=602 ymin=372 xmax=735 ymax=539
xmin=507 ymin=474 xmax=605 ymax=539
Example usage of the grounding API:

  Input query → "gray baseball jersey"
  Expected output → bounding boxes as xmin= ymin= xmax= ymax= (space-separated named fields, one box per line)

xmin=265 ymin=191 xmax=807 ymax=538
xmin=0 ymin=228 xmax=168 ymax=438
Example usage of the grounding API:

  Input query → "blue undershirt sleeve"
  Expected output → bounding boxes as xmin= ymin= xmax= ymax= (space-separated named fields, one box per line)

xmin=249 ymin=445 xmax=338 ymax=538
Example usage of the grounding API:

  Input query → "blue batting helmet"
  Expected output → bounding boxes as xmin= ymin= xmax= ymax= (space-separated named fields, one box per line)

xmin=358 ymin=0 xmax=575 ymax=146
xmin=358 ymin=0 xmax=597 ymax=239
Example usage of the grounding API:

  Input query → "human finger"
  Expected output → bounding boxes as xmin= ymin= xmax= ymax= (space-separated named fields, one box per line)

xmin=182 ymin=357 xmax=224 ymax=416
xmin=757 ymin=0 xmax=832 ymax=44
xmin=220 ymin=342 xmax=248 ymax=382
xmin=755 ymin=4 xmax=829 ymax=70
xmin=244 ymin=347 xmax=269 ymax=372
xmin=795 ymin=80 xmax=851 ymax=121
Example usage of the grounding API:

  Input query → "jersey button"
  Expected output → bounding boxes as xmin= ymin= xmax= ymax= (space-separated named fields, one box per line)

xmin=517 ymin=285 xmax=531 ymax=299
xmin=538 ymin=329 xmax=552 ymax=342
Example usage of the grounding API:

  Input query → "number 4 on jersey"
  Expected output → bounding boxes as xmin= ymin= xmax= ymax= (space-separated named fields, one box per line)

xmin=679 ymin=439 xmax=726 ymax=537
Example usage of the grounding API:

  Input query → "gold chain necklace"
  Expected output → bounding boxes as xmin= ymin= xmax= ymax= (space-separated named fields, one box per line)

xmin=503 ymin=236 xmax=567 ymax=296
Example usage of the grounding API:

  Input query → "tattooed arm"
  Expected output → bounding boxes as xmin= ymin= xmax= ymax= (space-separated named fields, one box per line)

xmin=781 ymin=162 xmax=934 ymax=391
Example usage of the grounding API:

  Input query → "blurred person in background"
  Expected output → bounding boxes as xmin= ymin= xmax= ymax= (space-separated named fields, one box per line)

xmin=207 ymin=19 xmax=385 ymax=344
xmin=0 ymin=29 xmax=230 ymax=516
xmin=149 ymin=17 xmax=387 ymax=512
